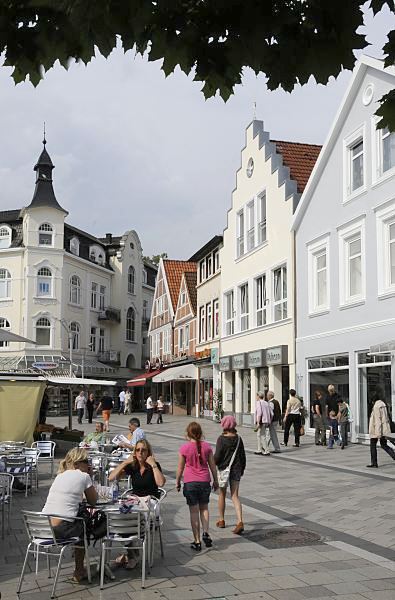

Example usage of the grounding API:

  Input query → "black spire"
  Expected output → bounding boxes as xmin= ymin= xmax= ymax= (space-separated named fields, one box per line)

xmin=26 ymin=136 xmax=67 ymax=213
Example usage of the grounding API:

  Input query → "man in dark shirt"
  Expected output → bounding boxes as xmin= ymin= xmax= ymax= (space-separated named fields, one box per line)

xmin=312 ymin=390 xmax=326 ymax=446
xmin=325 ymin=385 xmax=339 ymax=416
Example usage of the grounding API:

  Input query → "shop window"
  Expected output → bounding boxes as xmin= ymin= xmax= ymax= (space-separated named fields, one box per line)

xmin=273 ymin=265 xmax=287 ymax=321
xmin=358 ymin=351 xmax=392 ymax=435
xmin=241 ymin=369 xmax=251 ymax=413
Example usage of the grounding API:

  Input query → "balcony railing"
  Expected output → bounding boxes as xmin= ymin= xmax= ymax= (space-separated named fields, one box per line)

xmin=98 ymin=307 xmax=121 ymax=323
xmin=98 ymin=350 xmax=121 ymax=364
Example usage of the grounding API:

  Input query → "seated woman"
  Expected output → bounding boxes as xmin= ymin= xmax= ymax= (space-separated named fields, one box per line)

xmin=108 ymin=439 xmax=165 ymax=567
xmin=42 ymin=448 xmax=97 ymax=582
xmin=83 ymin=422 xmax=105 ymax=446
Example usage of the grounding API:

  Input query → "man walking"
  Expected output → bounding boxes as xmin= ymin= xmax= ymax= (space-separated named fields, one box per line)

xmin=312 ymin=390 xmax=326 ymax=446
xmin=267 ymin=391 xmax=281 ymax=453
xmin=119 ymin=388 xmax=126 ymax=415
xmin=74 ymin=390 xmax=86 ymax=425
xmin=146 ymin=394 xmax=154 ymax=424
xmin=254 ymin=391 xmax=273 ymax=456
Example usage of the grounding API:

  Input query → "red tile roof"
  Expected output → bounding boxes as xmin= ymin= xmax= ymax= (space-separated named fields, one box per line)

xmin=184 ymin=271 xmax=197 ymax=314
xmin=271 ymin=140 xmax=322 ymax=193
xmin=163 ymin=260 xmax=197 ymax=311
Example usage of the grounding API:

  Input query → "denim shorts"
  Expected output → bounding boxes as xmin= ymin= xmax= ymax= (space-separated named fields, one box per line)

xmin=183 ymin=481 xmax=211 ymax=507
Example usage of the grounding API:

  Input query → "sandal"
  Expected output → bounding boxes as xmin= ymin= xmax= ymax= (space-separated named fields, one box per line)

xmin=202 ymin=532 xmax=212 ymax=547
xmin=190 ymin=541 xmax=201 ymax=551
xmin=216 ymin=519 xmax=225 ymax=528
xmin=115 ymin=554 xmax=128 ymax=567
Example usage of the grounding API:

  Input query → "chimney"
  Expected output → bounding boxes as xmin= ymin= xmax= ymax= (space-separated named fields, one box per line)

xmin=105 ymin=233 xmax=112 ymax=243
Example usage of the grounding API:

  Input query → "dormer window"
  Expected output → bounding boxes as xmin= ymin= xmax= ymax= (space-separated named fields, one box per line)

xmin=38 ymin=223 xmax=53 ymax=246
xmin=0 ymin=226 xmax=12 ymax=249
xmin=89 ymin=245 xmax=106 ymax=265
xmin=70 ymin=237 xmax=80 ymax=256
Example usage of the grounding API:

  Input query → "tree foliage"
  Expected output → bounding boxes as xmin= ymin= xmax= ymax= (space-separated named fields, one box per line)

xmin=143 ymin=253 xmax=168 ymax=266
xmin=1 ymin=1 xmax=395 ymax=127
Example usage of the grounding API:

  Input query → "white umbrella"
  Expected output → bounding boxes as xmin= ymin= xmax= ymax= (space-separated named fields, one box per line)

xmin=0 ymin=330 xmax=37 ymax=344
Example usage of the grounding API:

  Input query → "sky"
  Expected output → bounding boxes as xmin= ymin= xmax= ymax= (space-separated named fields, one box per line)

xmin=0 ymin=5 xmax=394 ymax=260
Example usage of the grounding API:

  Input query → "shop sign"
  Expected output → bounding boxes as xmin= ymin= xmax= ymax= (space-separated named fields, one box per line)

xmin=32 ymin=362 xmax=58 ymax=370
xmin=248 ymin=350 xmax=264 ymax=368
xmin=210 ymin=348 xmax=219 ymax=365
xmin=195 ymin=348 xmax=211 ymax=360
xmin=265 ymin=345 xmax=288 ymax=366
xmin=232 ymin=353 xmax=247 ymax=370
xmin=219 ymin=356 xmax=231 ymax=371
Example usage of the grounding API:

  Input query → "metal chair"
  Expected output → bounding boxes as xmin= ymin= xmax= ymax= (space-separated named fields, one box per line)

xmin=31 ymin=441 xmax=56 ymax=478
xmin=23 ymin=448 xmax=41 ymax=490
xmin=0 ymin=473 xmax=14 ymax=538
xmin=17 ymin=511 xmax=91 ymax=599
xmin=100 ymin=509 xmax=147 ymax=589
xmin=3 ymin=455 xmax=32 ymax=496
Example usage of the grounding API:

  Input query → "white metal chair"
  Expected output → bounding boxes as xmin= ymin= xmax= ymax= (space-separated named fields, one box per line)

xmin=3 ymin=455 xmax=32 ymax=496
xmin=17 ymin=511 xmax=91 ymax=599
xmin=31 ymin=441 xmax=56 ymax=478
xmin=0 ymin=473 xmax=14 ymax=538
xmin=100 ymin=509 xmax=147 ymax=589
xmin=23 ymin=448 xmax=41 ymax=490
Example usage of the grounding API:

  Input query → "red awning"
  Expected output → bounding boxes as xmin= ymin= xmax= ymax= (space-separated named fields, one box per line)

xmin=127 ymin=369 xmax=162 ymax=387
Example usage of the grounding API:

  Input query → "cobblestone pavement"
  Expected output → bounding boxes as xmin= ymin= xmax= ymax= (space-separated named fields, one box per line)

xmin=1 ymin=413 xmax=395 ymax=599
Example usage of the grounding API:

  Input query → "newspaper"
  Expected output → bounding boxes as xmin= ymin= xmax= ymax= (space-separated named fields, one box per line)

xmin=111 ymin=434 xmax=130 ymax=446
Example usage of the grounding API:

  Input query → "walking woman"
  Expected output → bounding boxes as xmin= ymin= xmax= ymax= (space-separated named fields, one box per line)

xmin=214 ymin=416 xmax=246 ymax=535
xmin=367 ymin=389 xmax=395 ymax=468
xmin=282 ymin=389 xmax=302 ymax=447
xmin=176 ymin=422 xmax=219 ymax=551
xmin=86 ymin=392 xmax=95 ymax=424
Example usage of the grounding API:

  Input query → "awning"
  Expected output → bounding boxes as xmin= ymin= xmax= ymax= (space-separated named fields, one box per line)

xmin=152 ymin=364 xmax=197 ymax=383
xmin=0 ymin=330 xmax=37 ymax=344
xmin=46 ymin=377 xmax=117 ymax=386
xmin=127 ymin=370 xmax=162 ymax=387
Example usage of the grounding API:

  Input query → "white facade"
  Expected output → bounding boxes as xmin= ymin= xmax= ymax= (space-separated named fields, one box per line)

xmin=293 ymin=56 xmax=395 ymax=442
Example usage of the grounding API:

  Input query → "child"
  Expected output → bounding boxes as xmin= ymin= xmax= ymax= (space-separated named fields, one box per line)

xmin=327 ymin=410 xmax=340 ymax=449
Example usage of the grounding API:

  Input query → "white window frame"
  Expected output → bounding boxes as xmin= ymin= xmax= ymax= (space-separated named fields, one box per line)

xmin=307 ymin=235 xmax=330 ymax=314
xmin=224 ymin=289 xmax=234 ymax=336
xmin=69 ymin=237 xmax=79 ymax=256
xmin=91 ymin=282 xmax=98 ymax=309
xmin=257 ymin=192 xmax=267 ymax=245
xmin=376 ymin=199 xmax=395 ymax=297
xmin=69 ymin=275 xmax=82 ymax=305
xmin=272 ymin=265 xmax=288 ymax=322
xmin=0 ymin=317 xmax=11 ymax=348
xmin=90 ymin=326 xmax=97 ymax=353
xmin=246 ymin=201 xmax=255 ymax=252
xmin=126 ymin=307 xmax=136 ymax=342
xmin=239 ymin=282 xmax=249 ymax=331
xmin=99 ymin=328 xmax=105 ymax=353
xmin=0 ymin=268 xmax=11 ymax=300
xmin=213 ymin=250 xmax=220 ymax=272
xmin=99 ymin=285 xmax=106 ymax=310
xmin=237 ymin=210 xmax=245 ymax=258
xmin=255 ymin=273 xmax=267 ymax=327
xmin=35 ymin=316 xmax=51 ymax=347
xmin=69 ymin=322 xmax=80 ymax=350
xmin=199 ymin=305 xmax=206 ymax=343
xmin=199 ymin=260 xmax=206 ymax=283
xmin=206 ymin=302 xmax=212 ymax=340
xmin=185 ymin=323 xmax=190 ymax=349
xmin=178 ymin=327 xmax=184 ymax=351
xmin=372 ymin=116 xmax=395 ymax=185
xmin=338 ymin=217 xmax=366 ymax=307
xmin=128 ymin=266 xmax=135 ymax=294
xmin=180 ymin=290 xmax=187 ymax=306
xmin=37 ymin=267 xmax=53 ymax=297
xmin=213 ymin=298 xmax=219 ymax=338
xmin=0 ymin=225 xmax=12 ymax=249
xmin=343 ymin=125 xmax=366 ymax=202
xmin=163 ymin=328 xmax=170 ymax=354
xmin=38 ymin=223 xmax=54 ymax=247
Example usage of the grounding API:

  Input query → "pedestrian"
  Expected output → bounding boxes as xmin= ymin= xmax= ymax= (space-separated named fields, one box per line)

xmin=327 ymin=410 xmax=340 ymax=449
xmin=312 ymin=389 xmax=326 ymax=446
xmin=86 ymin=392 xmax=95 ymax=424
xmin=74 ymin=390 xmax=86 ymax=425
xmin=124 ymin=389 xmax=131 ymax=414
xmin=156 ymin=395 xmax=164 ymax=424
xmin=39 ymin=392 xmax=49 ymax=425
xmin=367 ymin=390 xmax=395 ymax=468
xmin=96 ymin=393 xmax=113 ymax=432
xmin=337 ymin=397 xmax=349 ymax=449
xmin=325 ymin=384 xmax=339 ymax=418
xmin=119 ymin=388 xmax=126 ymax=415
xmin=119 ymin=418 xmax=146 ymax=452
xmin=282 ymin=389 xmax=302 ymax=447
xmin=254 ymin=391 xmax=273 ymax=456
xmin=267 ymin=391 xmax=281 ymax=453
xmin=146 ymin=395 xmax=154 ymax=424
xmin=214 ymin=416 xmax=246 ymax=534
xmin=175 ymin=422 xmax=219 ymax=551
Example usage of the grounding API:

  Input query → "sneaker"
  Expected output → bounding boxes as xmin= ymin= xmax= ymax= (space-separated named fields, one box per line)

xmin=254 ymin=451 xmax=263 ymax=455
xmin=202 ymin=532 xmax=212 ymax=547
xmin=280 ymin=442 xmax=287 ymax=446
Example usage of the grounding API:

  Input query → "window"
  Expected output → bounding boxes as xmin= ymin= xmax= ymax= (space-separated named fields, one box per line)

xmin=128 ymin=266 xmax=135 ymax=294
xmin=214 ymin=250 xmax=220 ymax=272
xmin=185 ymin=324 xmax=190 ymax=349
xmin=91 ymin=282 xmax=97 ymax=309
xmin=89 ymin=245 xmax=105 ymax=265
xmin=199 ymin=305 xmax=206 ymax=343
xmin=206 ymin=254 xmax=212 ymax=278
xmin=163 ymin=328 xmax=170 ymax=354
xmin=180 ymin=290 xmax=187 ymax=306
xmin=38 ymin=223 xmax=53 ymax=246
xmin=239 ymin=283 xmax=249 ymax=331
xmin=199 ymin=260 xmax=205 ymax=283
xmin=37 ymin=267 xmax=52 ymax=296
xmin=257 ymin=193 xmax=267 ymax=244
xmin=206 ymin=302 xmax=212 ymax=339
xmin=213 ymin=299 xmax=219 ymax=337
xmin=152 ymin=332 xmax=160 ymax=357
xmin=99 ymin=328 xmax=105 ymax=352
xmin=0 ymin=226 xmax=11 ymax=249
xmin=156 ymin=295 xmax=164 ymax=314
xmin=142 ymin=268 xmax=147 ymax=284
xmin=237 ymin=210 xmax=245 ymax=257
xmin=69 ymin=275 xmax=81 ymax=305
xmin=344 ymin=127 xmax=365 ymax=199
xmin=224 ymin=290 xmax=234 ymax=335
xmin=69 ymin=322 xmax=80 ymax=350
xmin=339 ymin=218 xmax=365 ymax=305
xmin=273 ymin=265 xmax=287 ymax=321
xmin=350 ymin=140 xmax=364 ymax=192
xmin=90 ymin=326 xmax=97 ymax=353
xmin=69 ymin=237 xmax=79 ymax=256
xmin=0 ymin=269 xmax=11 ymax=299
xmin=0 ymin=317 xmax=10 ymax=347
xmin=308 ymin=237 xmax=330 ymax=313
xmin=255 ymin=275 xmax=267 ymax=326
xmin=36 ymin=317 xmax=51 ymax=346
xmin=381 ymin=126 xmax=395 ymax=174
xmin=179 ymin=327 xmax=184 ymax=350
xmin=99 ymin=285 xmax=106 ymax=310
xmin=390 ymin=221 xmax=395 ymax=285
xmin=126 ymin=307 xmax=135 ymax=341
xmin=314 ymin=250 xmax=327 ymax=308
xmin=246 ymin=201 xmax=255 ymax=252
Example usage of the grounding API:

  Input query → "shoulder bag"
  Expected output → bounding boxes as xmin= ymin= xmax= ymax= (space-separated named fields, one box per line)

xmin=217 ymin=436 xmax=240 ymax=488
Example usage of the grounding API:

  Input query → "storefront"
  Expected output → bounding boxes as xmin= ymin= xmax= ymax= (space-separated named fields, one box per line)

xmin=152 ymin=364 xmax=197 ymax=416
xmin=358 ymin=350 xmax=392 ymax=436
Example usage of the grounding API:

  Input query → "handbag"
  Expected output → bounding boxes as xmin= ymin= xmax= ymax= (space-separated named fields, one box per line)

xmin=217 ymin=436 xmax=240 ymax=488
xmin=300 ymin=425 xmax=305 ymax=436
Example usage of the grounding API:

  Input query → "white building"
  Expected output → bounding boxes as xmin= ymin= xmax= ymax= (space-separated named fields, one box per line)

xmin=0 ymin=139 xmax=156 ymax=395
xmin=220 ymin=120 xmax=321 ymax=424
xmin=293 ymin=56 xmax=395 ymax=441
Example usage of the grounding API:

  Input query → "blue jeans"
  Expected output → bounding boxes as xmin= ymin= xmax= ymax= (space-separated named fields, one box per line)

xmin=328 ymin=434 xmax=340 ymax=448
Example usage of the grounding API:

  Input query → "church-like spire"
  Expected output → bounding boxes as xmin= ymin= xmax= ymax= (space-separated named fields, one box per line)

xmin=26 ymin=135 xmax=68 ymax=213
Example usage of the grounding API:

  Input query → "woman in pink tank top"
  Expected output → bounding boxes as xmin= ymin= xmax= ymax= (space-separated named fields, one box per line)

xmin=176 ymin=422 xmax=219 ymax=551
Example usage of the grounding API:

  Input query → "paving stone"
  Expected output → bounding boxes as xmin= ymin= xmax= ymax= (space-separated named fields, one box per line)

xmin=200 ymin=581 xmax=240 ymax=596
xmin=324 ymin=581 xmax=371 ymax=595
xmin=362 ymin=578 xmax=395 ymax=591
xmin=229 ymin=578 xmax=280 ymax=593
xmin=265 ymin=589 xmax=305 ymax=600
xmin=297 ymin=585 xmax=336 ymax=598
xmin=161 ymin=584 xmax=211 ymax=600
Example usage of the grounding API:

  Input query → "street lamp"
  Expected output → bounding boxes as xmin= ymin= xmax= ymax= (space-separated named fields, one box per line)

xmin=59 ymin=319 xmax=74 ymax=430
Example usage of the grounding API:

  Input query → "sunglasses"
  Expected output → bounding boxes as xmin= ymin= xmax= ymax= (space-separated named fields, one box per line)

xmin=135 ymin=448 xmax=148 ymax=453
